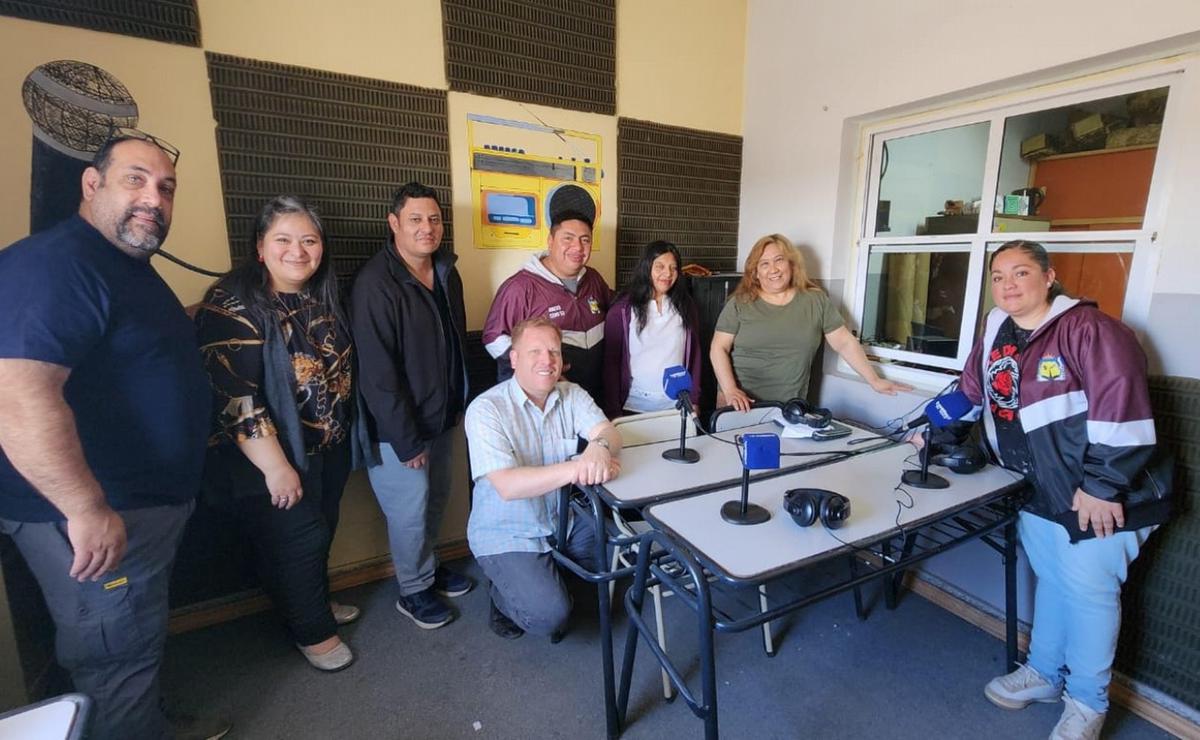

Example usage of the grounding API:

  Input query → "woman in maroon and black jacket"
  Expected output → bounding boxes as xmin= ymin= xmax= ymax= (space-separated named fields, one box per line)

xmin=960 ymin=240 xmax=1170 ymax=740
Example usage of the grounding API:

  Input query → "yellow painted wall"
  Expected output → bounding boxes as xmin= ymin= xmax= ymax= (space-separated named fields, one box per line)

xmin=448 ymin=92 xmax=619 ymax=326
xmin=617 ymin=0 xmax=746 ymax=135
xmin=0 ymin=19 xmax=231 ymax=304
xmin=197 ymin=0 xmax=446 ymax=89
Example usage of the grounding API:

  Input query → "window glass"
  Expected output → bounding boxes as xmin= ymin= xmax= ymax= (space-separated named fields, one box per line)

xmin=859 ymin=73 xmax=1170 ymax=370
xmin=875 ymin=122 xmax=990 ymax=237
xmin=993 ymin=87 xmax=1167 ymax=233
xmin=978 ymin=242 xmax=1134 ymax=326
xmin=861 ymin=247 xmax=971 ymax=358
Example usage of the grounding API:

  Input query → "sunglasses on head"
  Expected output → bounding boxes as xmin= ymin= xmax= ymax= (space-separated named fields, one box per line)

xmin=104 ymin=126 xmax=181 ymax=165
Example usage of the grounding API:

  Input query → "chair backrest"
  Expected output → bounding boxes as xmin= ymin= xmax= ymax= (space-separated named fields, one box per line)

xmin=709 ymin=401 xmax=785 ymax=433
xmin=613 ymin=409 xmax=700 ymax=446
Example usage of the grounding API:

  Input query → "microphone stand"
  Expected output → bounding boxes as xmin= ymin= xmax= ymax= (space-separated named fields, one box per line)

xmin=662 ymin=397 xmax=700 ymax=464
xmin=900 ymin=426 xmax=950 ymax=489
xmin=721 ymin=466 xmax=771 ymax=524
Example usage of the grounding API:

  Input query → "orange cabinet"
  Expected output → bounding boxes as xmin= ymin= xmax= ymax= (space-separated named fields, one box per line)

xmin=1025 ymin=145 xmax=1156 ymax=319
xmin=1030 ymin=145 xmax=1157 ymax=230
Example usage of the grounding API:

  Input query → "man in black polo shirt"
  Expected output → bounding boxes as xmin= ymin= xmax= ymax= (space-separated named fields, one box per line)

xmin=0 ymin=134 xmax=220 ymax=740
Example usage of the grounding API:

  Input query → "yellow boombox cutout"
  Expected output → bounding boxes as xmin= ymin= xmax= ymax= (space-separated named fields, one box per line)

xmin=468 ymin=113 xmax=602 ymax=250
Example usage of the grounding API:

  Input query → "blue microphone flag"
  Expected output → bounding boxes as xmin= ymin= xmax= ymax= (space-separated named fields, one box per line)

xmin=925 ymin=390 xmax=973 ymax=428
xmin=742 ymin=433 xmax=781 ymax=470
xmin=662 ymin=365 xmax=692 ymax=399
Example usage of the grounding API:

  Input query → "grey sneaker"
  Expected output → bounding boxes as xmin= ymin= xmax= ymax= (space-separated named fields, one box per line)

xmin=1050 ymin=695 xmax=1105 ymax=740
xmin=395 ymin=588 xmax=454 ymax=629
xmin=984 ymin=663 xmax=1062 ymax=710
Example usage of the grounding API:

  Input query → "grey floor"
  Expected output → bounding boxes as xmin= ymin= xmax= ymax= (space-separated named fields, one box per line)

xmin=162 ymin=559 xmax=1176 ymax=739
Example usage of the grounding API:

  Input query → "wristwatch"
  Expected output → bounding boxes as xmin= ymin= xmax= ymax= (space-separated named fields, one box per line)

xmin=589 ymin=436 xmax=611 ymax=451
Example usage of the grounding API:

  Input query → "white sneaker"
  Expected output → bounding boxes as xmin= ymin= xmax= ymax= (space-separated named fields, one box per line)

xmin=984 ymin=663 xmax=1062 ymax=710
xmin=1050 ymin=695 xmax=1105 ymax=740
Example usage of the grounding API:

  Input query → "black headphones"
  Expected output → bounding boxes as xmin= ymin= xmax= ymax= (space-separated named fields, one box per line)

xmin=930 ymin=443 xmax=987 ymax=474
xmin=783 ymin=488 xmax=851 ymax=529
xmin=781 ymin=398 xmax=832 ymax=429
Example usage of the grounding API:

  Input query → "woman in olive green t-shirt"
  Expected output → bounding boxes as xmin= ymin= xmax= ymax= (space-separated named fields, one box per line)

xmin=711 ymin=234 xmax=910 ymax=411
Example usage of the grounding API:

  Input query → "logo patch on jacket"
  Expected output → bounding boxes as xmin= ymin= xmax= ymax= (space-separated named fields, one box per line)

xmin=587 ymin=297 xmax=601 ymax=315
xmin=1037 ymin=356 xmax=1067 ymax=382
xmin=547 ymin=304 xmax=566 ymax=320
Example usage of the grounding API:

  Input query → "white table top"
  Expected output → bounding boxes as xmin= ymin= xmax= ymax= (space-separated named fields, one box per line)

xmin=645 ymin=443 xmax=1025 ymax=583
xmin=612 ymin=409 xmax=699 ymax=447
xmin=599 ymin=421 xmax=886 ymax=508
xmin=0 ymin=695 xmax=85 ymax=740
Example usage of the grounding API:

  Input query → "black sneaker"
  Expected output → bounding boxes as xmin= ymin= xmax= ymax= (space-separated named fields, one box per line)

xmin=433 ymin=566 xmax=474 ymax=598
xmin=489 ymin=599 xmax=525 ymax=640
xmin=395 ymin=588 xmax=454 ymax=629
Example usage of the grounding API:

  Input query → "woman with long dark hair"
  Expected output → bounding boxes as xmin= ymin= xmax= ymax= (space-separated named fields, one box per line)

xmin=602 ymin=240 xmax=701 ymax=417
xmin=960 ymin=240 xmax=1171 ymax=738
xmin=195 ymin=195 xmax=375 ymax=672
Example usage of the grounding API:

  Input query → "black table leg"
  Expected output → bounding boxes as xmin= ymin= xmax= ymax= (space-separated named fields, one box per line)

xmin=887 ymin=533 xmax=917 ymax=609
xmin=849 ymin=557 xmax=867 ymax=621
xmin=617 ymin=542 xmax=652 ymax=730
xmin=597 ymin=516 xmax=618 ymax=739
xmin=883 ymin=539 xmax=897 ymax=609
xmin=699 ymin=583 xmax=719 ymax=740
xmin=1004 ymin=519 xmax=1019 ymax=671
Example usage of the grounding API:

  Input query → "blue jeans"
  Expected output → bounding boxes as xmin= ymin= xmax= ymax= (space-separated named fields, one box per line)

xmin=476 ymin=515 xmax=599 ymax=636
xmin=367 ymin=429 xmax=455 ymax=597
xmin=0 ymin=501 xmax=193 ymax=740
xmin=1018 ymin=511 xmax=1154 ymax=713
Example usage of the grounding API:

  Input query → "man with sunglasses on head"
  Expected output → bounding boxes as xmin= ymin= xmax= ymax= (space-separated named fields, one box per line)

xmin=0 ymin=132 xmax=228 ymax=740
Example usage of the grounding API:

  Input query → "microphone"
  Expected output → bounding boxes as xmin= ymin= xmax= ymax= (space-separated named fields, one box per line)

xmin=662 ymin=365 xmax=695 ymax=418
xmin=661 ymin=365 xmax=699 ymax=464
xmin=905 ymin=390 xmax=973 ymax=431
xmin=721 ymin=433 xmax=778 ymax=525
xmin=901 ymin=390 xmax=973 ymax=489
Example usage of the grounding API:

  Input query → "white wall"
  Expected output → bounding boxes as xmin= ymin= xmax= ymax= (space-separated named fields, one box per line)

xmin=741 ymin=1 xmax=1200 ymax=392
xmin=740 ymin=1 xmax=1200 ymax=621
xmin=741 ymin=1 xmax=1200 ymax=283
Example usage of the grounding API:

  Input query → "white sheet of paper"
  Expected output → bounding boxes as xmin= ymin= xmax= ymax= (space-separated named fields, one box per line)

xmin=773 ymin=419 xmax=816 ymax=439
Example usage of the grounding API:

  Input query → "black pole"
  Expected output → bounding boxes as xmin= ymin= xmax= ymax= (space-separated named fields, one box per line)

xmin=1005 ymin=520 xmax=1019 ymax=671
xmin=30 ymin=137 xmax=88 ymax=235
xmin=721 ymin=466 xmax=770 ymax=525
xmin=662 ymin=402 xmax=700 ymax=464
xmin=901 ymin=427 xmax=949 ymax=489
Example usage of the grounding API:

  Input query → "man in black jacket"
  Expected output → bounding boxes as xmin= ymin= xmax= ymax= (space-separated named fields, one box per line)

xmin=351 ymin=182 xmax=472 ymax=629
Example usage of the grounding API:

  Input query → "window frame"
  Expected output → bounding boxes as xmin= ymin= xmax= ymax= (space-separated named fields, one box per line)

xmin=845 ymin=58 xmax=1186 ymax=380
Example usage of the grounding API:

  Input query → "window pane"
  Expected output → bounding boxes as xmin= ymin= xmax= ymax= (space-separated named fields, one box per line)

xmin=978 ymin=242 xmax=1133 ymax=328
xmin=875 ymin=122 xmax=990 ymax=237
xmin=994 ymin=87 xmax=1167 ymax=233
xmin=862 ymin=247 xmax=971 ymax=358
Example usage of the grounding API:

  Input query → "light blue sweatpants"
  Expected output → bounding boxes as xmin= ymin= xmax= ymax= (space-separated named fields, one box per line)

xmin=1018 ymin=511 xmax=1155 ymax=713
